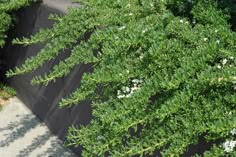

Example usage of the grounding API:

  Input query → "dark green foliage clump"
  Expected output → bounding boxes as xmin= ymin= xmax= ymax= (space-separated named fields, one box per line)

xmin=7 ymin=0 xmax=236 ymax=156
xmin=0 ymin=0 xmax=35 ymax=47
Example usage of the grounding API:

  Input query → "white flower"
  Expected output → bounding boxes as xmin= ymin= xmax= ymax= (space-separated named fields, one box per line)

xmin=129 ymin=13 xmax=133 ymax=16
xmin=185 ymin=21 xmax=189 ymax=24
xmin=132 ymin=79 xmax=140 ymax=83
xmin=216 ymin=40 xmax=220 ymax=44
xmin=222 ymin=58 xmax=228 ymax=65
xmin=142 ymin=28 xmax=148 ymax=34
xmin=132 ymin=79 xmax=143 ymax=84
xmin=126 ymin=93 xmax=132 ymax=98
xmin=124 ymin=87 xmax=130 ymax=93
xmin=131 ymin=86 xmax=140 ymax=91
xmin=130 ymin=90 xmax=134 ymax=95
xmin=117 ymin=90 xmax=121 ymax=95
xmin=203 ymin=38 xmax=208 ymax=41
xmin=215 ymin=29 xmax=219 ymax=33
xmin=223 ymin=140 xmax=236 ymax=153
xmin=231 ymin=128 xmax=236 ymax=135
xmin=121 ymin=86 xmax=126 ymax=91
xmin=229 ymin=56 xmax=234 ymax=60
xmin=119 ymin=26 xmax=126 ymax=30
xmin=217 ymin=65 xmax=222 ymax=69
xmin=192 ymin=19 xmax=196 ymax=24
xmin=180 ymin=19 xmax=184 ymax=23
xmin=117 ymin=95 xmax=125 ymax=99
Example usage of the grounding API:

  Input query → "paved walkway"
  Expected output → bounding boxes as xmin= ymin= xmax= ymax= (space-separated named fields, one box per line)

xmin=0 ymin=97 xmax=76 ymax=157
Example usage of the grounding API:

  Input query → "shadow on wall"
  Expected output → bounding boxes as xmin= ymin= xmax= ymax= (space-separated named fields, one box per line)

xmin=0 ymin=1 xmax=92 ymax=156
xmin=0 ymin=114 xmax=75 ymax=157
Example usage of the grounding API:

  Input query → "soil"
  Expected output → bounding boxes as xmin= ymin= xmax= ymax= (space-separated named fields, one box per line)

xmin=0 ymin=90 xmax=11 ymax=109
xmin=0 ymin=98 xmax=9 ymax=108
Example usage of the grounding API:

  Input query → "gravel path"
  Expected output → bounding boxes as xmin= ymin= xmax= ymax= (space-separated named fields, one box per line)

xmin=0 ymin=97 xmax=76 ymax=157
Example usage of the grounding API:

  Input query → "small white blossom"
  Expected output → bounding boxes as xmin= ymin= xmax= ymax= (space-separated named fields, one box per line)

xmin=132 ymin=79 xmax=140 ymax=83
xmin=216 ymin=40 xmax=220 ymax=44
xmin=192 ymin=19 xmax=196 ymax=24
xmin=131 ymin=86 xmax=140 ymax=91
xmin=129 ymin=13 xmax=133 ymax=16
xmin=231 ymin=128 xmax=236 ymax=135
xmin=117 ymin=95 xmax=125 ymax=99
xmin=119 ymin=26 xmax=126 ymax=30
xmin=150 ymin=3 xmax=154 ymax=7
xmin=142 ymin=28 xmax=148 ymax=34
xmin=126 ymin=93 xmax=132 ymax=98
xmin=117 ymin=78 xmax=143 ymax=99
xmin=217 ymin=65 xmax=222 ymax=69
xmin=223 ymin=140 xmax=236 ymax=153
xmin=180 ymin=20 xmax=184 ymax=23
xmin=215 ymin=29 xmax=219 ymax=33
xmin=185 ymin=21 xmax=189 ymax=24
xmin=130 ymin=90 xmax=134 ymax=95
xmin=117 ymin=90 xmax=121 ymax=95
xmin=222 ymin=59 xmax=228 ymax=65
xmin=229 ymin=56 xmax=234 ymax=60
xmin=203 ymin=38 xmax=208 ymax=41
xmin=124 ymin=87 xmax=130 ymax=93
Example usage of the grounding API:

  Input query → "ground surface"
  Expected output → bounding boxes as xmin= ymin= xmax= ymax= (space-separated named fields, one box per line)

xmin=0 ymin=97 xmax=76 ymax=157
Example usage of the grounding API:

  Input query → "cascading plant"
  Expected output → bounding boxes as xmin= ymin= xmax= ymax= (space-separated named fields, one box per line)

xmin=7 ymin=0 xmax=236 ymax=156
xmin=0 ymin=0 xmax=36 ymax=47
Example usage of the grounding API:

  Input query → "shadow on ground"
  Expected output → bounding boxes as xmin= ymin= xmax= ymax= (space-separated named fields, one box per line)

xmin=0 ymin=114 xmax=75 ymax=157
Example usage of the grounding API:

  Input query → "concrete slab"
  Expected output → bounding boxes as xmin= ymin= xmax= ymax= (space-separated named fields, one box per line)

xmin=0 ymin=97 xmax=76 ymax=157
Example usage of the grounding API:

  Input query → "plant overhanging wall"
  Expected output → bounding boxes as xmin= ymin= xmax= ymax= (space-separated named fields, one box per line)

xmin=6 ymin=0 xmax=236 ymax=156
xmin=0 ymin=0 xmax=34 ymax=47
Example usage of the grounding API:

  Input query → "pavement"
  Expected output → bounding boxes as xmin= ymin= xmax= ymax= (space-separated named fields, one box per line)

xmin=0 ymin=97 xmax=76 ymax=157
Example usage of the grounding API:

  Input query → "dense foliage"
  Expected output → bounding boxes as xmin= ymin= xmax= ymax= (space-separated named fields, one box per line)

xmin=7 ymin=0 xmax=236 ymax=156
xmin=0 ymin=0 xmax=34 ymax=47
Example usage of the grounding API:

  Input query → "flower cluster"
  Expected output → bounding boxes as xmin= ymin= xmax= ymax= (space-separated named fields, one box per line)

xmin=231 ymin=128 xmax=236 ymax=135
xmin=117 ymin=79 xmax=143 ymax=99
xmin=217 ymin=56 xmax=235 ymax=69
xmin=222 ymin=128 xmax=236 ymax=153
xmin=223 ymin=140 xmax=236 ymax=153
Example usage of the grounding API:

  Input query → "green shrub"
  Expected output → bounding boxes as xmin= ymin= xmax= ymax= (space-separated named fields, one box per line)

xmin=0 ymin=0 xmax=35 ymax=47
xmin=7 ymin=0 xmax=236 ymax=156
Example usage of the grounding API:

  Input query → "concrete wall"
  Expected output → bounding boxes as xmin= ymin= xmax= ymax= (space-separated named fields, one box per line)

xmin=1 ymin=1 xmax=92 ymax=156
